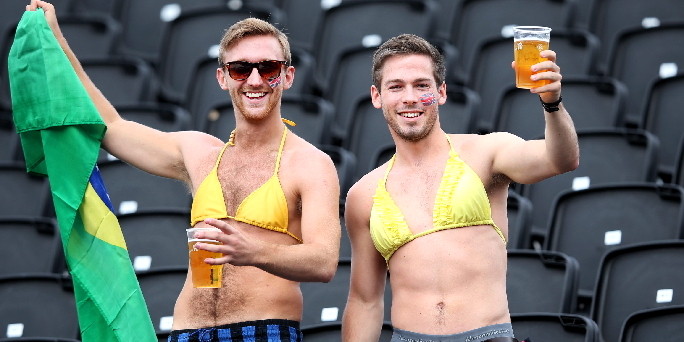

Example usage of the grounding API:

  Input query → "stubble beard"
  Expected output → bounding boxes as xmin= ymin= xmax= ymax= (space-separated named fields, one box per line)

xmin=231 ymin=86 xmax=281 ymax=122
xmin=383 ymin=106 xmax=437 ymax=143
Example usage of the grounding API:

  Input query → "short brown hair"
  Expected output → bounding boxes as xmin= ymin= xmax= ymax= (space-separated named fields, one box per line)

xmin=372 ymin=34 xmax=445 ymax=91
xmin=218 ymin=17 xmax=291 ymax=65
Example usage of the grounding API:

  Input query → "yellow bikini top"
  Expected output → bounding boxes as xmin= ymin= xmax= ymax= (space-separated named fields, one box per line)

xmin=190 ymin=127 xmax=301 ymax=242
xmin=370 ymin=134 xmax=506 ymax=262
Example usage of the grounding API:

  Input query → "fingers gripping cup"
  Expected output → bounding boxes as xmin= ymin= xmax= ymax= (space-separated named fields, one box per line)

xmin=513 ymin=26 xmax=551 ymax=89
xmin=186 ymin=228 xmax=223 ymax=288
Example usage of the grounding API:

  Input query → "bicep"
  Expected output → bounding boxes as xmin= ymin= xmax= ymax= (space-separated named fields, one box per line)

xmin=492 ymin=135 xmax=559 ymax=184
xmin=298 ymin=154 xmax=342 ymax=250
xmin=103 ymin=119 xmax=190 ymax=181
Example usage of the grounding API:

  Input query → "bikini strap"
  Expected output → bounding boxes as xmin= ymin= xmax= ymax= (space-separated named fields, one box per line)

xmin=213 ymin=141 xmax=232 ymax=170
xmin=273 ymin=126 xmax=288 ymax=175
xmin=444 ymin=133 xmax=457 ymax=155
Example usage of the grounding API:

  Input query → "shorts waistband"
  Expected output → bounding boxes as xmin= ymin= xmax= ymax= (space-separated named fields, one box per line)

xmin=168 ymin=319 xmax=301 ymax=342
xmin=392 ymin=323 xmax=515 ymax=342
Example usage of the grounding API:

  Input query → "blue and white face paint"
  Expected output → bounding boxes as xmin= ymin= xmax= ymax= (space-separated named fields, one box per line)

xmin=420 ymin=92 xmax=437 ymax=106
xmin=268 ymin=76 xmax=282 ymax=88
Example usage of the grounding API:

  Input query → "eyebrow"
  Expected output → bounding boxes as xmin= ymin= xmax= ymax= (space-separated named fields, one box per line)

xmin=384 ymin=77 xmax=433 ymax=85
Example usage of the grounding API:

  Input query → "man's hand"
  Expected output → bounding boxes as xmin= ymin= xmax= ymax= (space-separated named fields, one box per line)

xmin=26 ymin=0 xmax=63 ymax=40
xmin=192 ymin=218 xmax=264 ymax=267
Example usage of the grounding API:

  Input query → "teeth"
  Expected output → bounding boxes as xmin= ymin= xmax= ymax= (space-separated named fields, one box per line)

xmin=400 ymin=112 xmax=421 ymax=118
xmin=245 ymin=92 xmax=266 ymax=98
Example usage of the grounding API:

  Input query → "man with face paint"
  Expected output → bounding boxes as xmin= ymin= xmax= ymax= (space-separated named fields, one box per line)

xmin=341 ymin=34 xmax=579 ymax=342
xmin=25 ymin=1 xmax=341 ymax=341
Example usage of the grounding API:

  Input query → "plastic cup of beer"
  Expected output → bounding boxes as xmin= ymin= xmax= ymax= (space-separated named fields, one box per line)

xmin=186 ymin=227 xmax=223 ymax=288
xmin=513 ymin=26 xmax=551 ymax=89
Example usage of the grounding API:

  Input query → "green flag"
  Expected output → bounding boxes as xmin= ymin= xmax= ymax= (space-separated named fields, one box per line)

xmin=8 ymin=9 xmax=157 ymax=342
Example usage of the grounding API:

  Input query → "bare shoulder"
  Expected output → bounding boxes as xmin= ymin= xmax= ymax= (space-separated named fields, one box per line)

xmin=345 ymin=164 xmax=386 ymax=219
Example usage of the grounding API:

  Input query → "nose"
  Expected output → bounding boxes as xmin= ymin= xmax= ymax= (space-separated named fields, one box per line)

xmin=402 ymin=86 xmax=420 ymax=105
xmin=245 ymin=67 xmax=263 ymax=86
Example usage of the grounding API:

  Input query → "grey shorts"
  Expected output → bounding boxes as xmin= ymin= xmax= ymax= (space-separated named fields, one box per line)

xmin=391 ymin=322 xmax=515 ymax=342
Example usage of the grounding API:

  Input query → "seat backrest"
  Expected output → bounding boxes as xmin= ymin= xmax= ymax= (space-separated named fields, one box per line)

xmin=641 ymin=74 xmax=684 ymax=181
xmin=157 ymin=6 xmax=279 ymax=104
xmin=345 ymin=96 xmax=393 ymax=184
xmin=59 ymin=13 xmax=120 ymax=60
xmin=0 ymin=274 xmax=78 ymax=339
xmin=300 ymin=259 xmax=392 ymax=329
xmin=607 ymin=24 xmax=684 ymax=126
xmin=520 ymin=129 xmax=660 ymax=246
xmin=619 ymin=305 xmax=684 ymax=342
xmin=0 ymin=162 xmax=51 ymax=218
xmin=0 ymin=217 xmax=62 ymax=277
xmin=449 ymin=0 xmax=575 ymax=78
xmin=591 ymin=241 xmax=684 ymax=342
xmin=300 ymin=321 xmax=394 ymax=342
xmin=280 ymin=95 xmax=335 ymax=147
xmin=469 ymin=31 xmax=600 ymax=132
xmin=82 ymin=57 xmax=158 ymax=107
xmin=507 ymin=250 xmax=579 ymax=314
xmin=0 ymin=111 xmax=20 ymax=163
xmin=588 ymin=0 xmax=684 ymax=71
xmin=116 ymin=0 xmax=227 ymax=64
xmin=511 ymin=313 xmax=601 ymax=342
xmin=324 ymin=46 xmax=375 ymax=142
xmin=312 ymin=0 xmax=437 ymax=92
xmin=118 ymin=210 xmax=190 ymax=272
xmin=136 ymin=267 xmax=187 ymax=334
xmin=494 ymin=76 xmax=627 ymax=140
xmin=547 ymin=183 xmax=684 ymax=312
xmin=96 ymin=160 xmax=192 ymax=214
xmin=506 ymin=190 xmax=534 ymax=250
xmin=320 ymin=145 xmax=357 ymax=198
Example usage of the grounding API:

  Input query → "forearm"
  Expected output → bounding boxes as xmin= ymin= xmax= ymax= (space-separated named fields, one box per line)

xmin=253 ymin=242 xmax=338 ymax=283
xmin=342 ymin=298 xmax=385 ymax=342
xmin=543 ymin=102 xmax=579 ymax=173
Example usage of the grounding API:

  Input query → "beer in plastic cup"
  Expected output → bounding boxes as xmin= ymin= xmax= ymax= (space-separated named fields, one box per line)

xmin=513 ymin=26 xmax=551 ymax=89
xmin=186 ymin=227 xmax=223 ymax=288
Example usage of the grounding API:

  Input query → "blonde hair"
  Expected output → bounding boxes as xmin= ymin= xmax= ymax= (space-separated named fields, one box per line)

xmin=218 ymin=17 xmax=291 ymax=65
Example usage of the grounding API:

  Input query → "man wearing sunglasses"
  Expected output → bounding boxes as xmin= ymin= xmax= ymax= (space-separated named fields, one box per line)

xmin=26 ymin=1 xmax=341 ymax=341
xmin=341 ymin=34 xmax=579 ymax=342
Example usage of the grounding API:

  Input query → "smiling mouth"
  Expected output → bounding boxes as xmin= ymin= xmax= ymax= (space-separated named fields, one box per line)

xmin=244 ymin=92 xmax=267 ymax=99
xmin=399 ymin=111 xmax=422 ymax=118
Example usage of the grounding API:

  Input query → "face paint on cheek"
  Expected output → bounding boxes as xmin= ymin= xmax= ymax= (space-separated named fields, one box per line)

xmin=268 ymin=76 xmax=282 ymax=88
xmin=420 ymin=93 xmax=437 ymax=106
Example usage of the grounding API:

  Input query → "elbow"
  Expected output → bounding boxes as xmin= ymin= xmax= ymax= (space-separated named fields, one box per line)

xmin=317 ymin=259 xmax=338 ymax=283
xmin=557 ymin=154 xmax=580 ymax=174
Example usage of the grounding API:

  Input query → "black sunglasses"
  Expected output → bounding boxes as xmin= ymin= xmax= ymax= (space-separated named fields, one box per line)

xmin=222 ymin=60 xmax=286 ymax=81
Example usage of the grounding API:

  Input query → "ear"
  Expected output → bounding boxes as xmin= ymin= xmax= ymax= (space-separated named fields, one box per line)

xmin=217 ymin=67 xmax=229 ymax=90
xmin=282 ymin=65 xmax=295 ymax=90
xmin=437 ymin=82 xmax=447 ymax=105
xmin=371 ymin=85 xmax=382 ymax=109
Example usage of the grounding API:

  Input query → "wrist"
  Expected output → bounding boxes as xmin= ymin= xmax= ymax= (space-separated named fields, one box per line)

xmin=540 ymin=95 xmax=562 ymax=112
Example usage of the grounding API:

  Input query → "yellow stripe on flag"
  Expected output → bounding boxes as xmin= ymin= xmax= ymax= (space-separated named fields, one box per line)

xmin=79 ymin=183 xmax=127 ymax=250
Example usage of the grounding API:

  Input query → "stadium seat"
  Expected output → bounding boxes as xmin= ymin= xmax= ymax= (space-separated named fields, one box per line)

xmin=311 ymin=0 xmax=437 ymax=93
xmin=606 ymin=24 xmax=684 ymax=127
xmin=0 ymin=274 xmax=78 ymax=340
xmin=81 ymin=57 xmax=158 ymax=107
xmin=448 ymin=0 xmax=575 ymax=80
xmin=96 ymin=160 xmax=192 ymax=214
xmin=520 ymin=129 xmax=660 ymax=246
xmin=117 ymin=210 xmax=190 ymax=272
xmin=0 ymin=162 xmax=51 ymax=219
xmin=619 ymin=305 xmax=684 ymax=342
xmin=493 ymin=76 xmax=628 ymax=140
xmin=136 ymin=267 xmax=187 ymax=336
xmin=506 ymin=190 xmax=534 ymax=250
xmin=546 ymin=182 xmax=684 ymax=313
xmin=507 ymin=250 xmax=579 ymax=314
xmin=591 ymin=241 xmax=684 ymax=342
xmin=640 ymin=74 xmax=684 ymax=181
xmin=511 ymin=313 xmax=601 ymax=342
xmin=0 ymin=217 xmax=62 ymax=277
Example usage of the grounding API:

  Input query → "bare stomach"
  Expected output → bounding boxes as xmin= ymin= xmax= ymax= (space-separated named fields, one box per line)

xmin=388 ymin=225 xmax=510 ymax=335
xmin=172 ymin=220 xmax=304 ymax=330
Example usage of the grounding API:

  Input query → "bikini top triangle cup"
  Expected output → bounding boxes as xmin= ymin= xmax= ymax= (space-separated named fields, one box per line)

xmin=369 ymin=134 xmax=506 ymax=262
xmin=190 ymin=127 xmax=301 ymax=242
